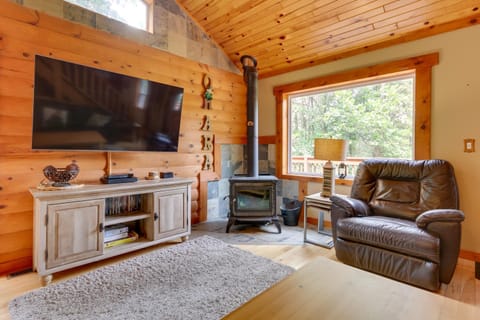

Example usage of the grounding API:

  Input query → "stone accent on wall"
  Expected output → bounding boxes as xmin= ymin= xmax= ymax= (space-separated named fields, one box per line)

xmin=63 ymin=2 xmax=96 ymax=27
xmin=207 ymin=180 xmax=220 ymax=220
xmin=16 ymin=0 xmax=240 ymax=74
xmin=22 ymin=0 xmax=63 ymax=17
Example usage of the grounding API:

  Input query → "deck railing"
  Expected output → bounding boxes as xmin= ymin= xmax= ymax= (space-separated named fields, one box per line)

xmin=290 ymin=156 xmax=363 ymax=178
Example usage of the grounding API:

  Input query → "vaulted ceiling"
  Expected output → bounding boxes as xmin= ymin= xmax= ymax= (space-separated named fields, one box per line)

xmin=177 ymin=0 xmax=480 ymax=78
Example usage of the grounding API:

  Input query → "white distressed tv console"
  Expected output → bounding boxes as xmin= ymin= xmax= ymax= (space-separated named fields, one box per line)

xmin=30 ymin=178 xmax=193 ymax=285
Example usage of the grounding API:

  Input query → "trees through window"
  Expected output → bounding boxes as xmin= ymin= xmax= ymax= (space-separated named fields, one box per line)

xmin=273 ymin=53 xmax=439 ymax=181
xmin=66 ymin=0 xmax=151 ymax=31
xmin=288 ymin=74 xmax=414 ymax=175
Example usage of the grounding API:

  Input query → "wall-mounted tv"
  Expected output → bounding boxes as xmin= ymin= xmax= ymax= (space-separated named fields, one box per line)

xmin=32 ymin=55 xmax=184 ymax=152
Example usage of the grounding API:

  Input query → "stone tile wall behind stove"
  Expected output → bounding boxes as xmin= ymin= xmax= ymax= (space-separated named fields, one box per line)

xmin=18 ymin=0 xmax=238 ymax=74
xmin=206 ymin=144 xmax=300 ymax=220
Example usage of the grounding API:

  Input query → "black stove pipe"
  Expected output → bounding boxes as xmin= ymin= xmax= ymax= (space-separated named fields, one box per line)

xmin=241 ymin=55 xmax=259 ymax=177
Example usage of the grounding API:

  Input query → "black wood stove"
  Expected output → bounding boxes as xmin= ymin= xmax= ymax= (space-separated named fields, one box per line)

xmin=226 ymin=56 xmax=281 ymax=233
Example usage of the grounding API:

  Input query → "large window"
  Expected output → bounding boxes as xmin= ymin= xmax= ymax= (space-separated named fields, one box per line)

xmin=274 ymin=53 xmax=439 ymax=182
xmin=66 ymin=0 xmax=152 ymax=32
xmin=289 ymin=73 xmax=414 ymax=176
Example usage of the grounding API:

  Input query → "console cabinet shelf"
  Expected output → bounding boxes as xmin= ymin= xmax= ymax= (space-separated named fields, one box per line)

xmin=30 ymin=178 xmax=193 ymax=285
xmin=104 ymin=212 xmax=151 ymax=226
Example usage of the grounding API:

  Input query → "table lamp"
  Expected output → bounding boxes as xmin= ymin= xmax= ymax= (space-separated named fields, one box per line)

xmin=314 ymin=138 xmax=347 ymax=197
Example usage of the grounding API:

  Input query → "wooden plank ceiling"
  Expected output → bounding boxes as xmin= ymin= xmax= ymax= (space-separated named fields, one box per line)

xmin=177 ymin=0 xmax=480 ymax=78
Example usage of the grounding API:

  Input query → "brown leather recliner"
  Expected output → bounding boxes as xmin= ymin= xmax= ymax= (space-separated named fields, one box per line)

xmin=330 ymin=159 xmax=465 ymax=291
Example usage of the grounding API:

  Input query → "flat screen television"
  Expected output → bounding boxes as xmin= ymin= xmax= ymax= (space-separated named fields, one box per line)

xmin=32 ymin=55 xmax=184 ymax=152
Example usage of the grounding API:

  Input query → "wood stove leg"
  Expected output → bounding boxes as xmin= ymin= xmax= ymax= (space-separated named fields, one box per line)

xmin=274 ymin=220 xmax=282 ymax=234
xmin=226 ymin=217 xmax=235 ymax=233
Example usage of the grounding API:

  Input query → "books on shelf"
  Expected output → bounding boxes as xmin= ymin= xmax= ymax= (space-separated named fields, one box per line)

xmin=104 ymin=232 xmax=129 ymax=242
xmin=105 ymin=224 xmax=129 ymax=238
xmin=104 ymin=231 xmax=139 ymax=248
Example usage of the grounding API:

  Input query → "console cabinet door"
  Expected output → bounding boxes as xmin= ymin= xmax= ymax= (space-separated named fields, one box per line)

xmin=153 ymin=188 xmax=188 ymax=239
xmin=46 ymin=199 xmax=104 ymax=269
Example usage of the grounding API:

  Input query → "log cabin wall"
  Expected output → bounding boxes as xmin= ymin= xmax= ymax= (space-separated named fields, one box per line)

xmin=0 ymin=0 xmax=246 ymax=274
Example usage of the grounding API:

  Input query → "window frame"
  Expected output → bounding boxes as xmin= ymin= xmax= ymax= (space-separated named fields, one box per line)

xmin=144 ymin=0 xmax=154 ymax=33
xmin=287 ymin=71 xmax=415 ymax=176
xmin=273 ymin=53 xmax=439 ymax=184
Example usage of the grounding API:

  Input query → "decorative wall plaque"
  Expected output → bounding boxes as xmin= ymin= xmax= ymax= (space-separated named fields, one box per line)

xmin=202 ymin=154 xmax=212 ymax=171
xmin=201 ymin=115 xmax=211 ymax=131
xmin=202 ymin=134 xmax=213 ymax=151
xmin=203 ymin=74 xmax=213 ymax=109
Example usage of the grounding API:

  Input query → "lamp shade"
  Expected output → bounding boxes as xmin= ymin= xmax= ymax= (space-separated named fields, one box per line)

xmin=314 ymin=138 xmax=347 ymax=161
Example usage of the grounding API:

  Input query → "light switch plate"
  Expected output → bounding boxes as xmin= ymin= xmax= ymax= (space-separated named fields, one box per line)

xmin=464 ymin=138 xmax=475 ymax=152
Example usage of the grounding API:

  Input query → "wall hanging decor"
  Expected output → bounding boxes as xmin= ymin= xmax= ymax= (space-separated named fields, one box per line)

xmin=202 ymin=134 xmax=213 ymax=152
xmin=201 ymin=115 xmax=211 ymax=131
xmin=203 ymin=74 xmax=213 ymax=109
xmin=202 ymin=154 xmax=212 ymax=171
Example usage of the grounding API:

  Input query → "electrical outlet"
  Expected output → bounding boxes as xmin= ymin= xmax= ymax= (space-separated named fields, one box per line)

xmin=464 ymin=138 xmax=475 ymax=153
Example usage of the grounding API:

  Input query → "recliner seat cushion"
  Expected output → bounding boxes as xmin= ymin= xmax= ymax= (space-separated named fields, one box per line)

xmin=336 ymin=216 xmax=440 ymax=263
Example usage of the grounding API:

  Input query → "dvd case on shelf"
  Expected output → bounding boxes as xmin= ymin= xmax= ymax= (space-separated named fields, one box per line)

xmin=105 ymin=195 xmax=142 ymax=216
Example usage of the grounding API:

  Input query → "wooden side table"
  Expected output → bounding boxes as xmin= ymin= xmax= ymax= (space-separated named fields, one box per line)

xmin=303 ymin=193 xmax=333 ymax=246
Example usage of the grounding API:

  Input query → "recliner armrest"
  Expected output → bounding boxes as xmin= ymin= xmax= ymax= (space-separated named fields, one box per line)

xmin=416 ymin=209 xmax=465 ymax=283
xmin=416 ymin=209 xmax=465 ymax=228
xmin=330 ymin=195 xmax=371 ymax=217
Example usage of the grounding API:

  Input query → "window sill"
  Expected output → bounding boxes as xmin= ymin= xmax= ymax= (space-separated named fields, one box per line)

xmin=277 ymin=173 xmax=353 ymax=186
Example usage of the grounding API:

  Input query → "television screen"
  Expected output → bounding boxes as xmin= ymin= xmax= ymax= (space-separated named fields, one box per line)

xmin=32 ymin=55 xmax=184 ymax=152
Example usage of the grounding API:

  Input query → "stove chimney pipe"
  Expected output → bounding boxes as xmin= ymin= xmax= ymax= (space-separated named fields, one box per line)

xmin=241 ymin=55 xmax=259 ymax=177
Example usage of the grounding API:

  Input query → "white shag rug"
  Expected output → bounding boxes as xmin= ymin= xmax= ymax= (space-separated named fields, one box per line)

xmin=9 ymin=236 xmax=294 ymax=320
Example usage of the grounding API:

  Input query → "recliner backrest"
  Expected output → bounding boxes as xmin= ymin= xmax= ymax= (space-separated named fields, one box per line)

xmin=351 ymin=159 xmax=459 ymax=220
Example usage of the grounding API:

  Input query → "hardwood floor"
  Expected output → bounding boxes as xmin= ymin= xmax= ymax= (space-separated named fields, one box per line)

xmin=0 ymin=242 xmax=478 ymax=320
